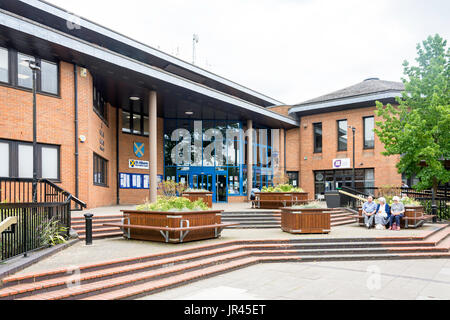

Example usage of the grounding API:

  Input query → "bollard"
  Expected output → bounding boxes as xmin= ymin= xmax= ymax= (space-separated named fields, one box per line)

xmin=84 ymin=213 xmax=94 ymax=245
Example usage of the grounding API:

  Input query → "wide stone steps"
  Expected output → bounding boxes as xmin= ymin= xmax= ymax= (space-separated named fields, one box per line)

xmin=71 ymin=215 xmax=123 ymax=240
xmin=0 ymin=224 xmax=448 ymax=300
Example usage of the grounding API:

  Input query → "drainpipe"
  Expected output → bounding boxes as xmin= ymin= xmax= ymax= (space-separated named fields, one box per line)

xmin=283 ymin=128 xmax=286 ymax=175
xmin=116 ymin=105 xmax=120 ymax=205
xmin=74 ymin=64 xmax=79 ymax=206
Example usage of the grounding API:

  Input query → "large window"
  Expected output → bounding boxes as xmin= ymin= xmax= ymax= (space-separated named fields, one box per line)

xmin=93 ymin=153 xmax=108 ymax=186
xmin=287 ymin=171 xmax=299 ymax=187
xmin=314 ymin=168 xmax=375 ymax=198
xmin=0 ymin=47 xmax=8 ymax=83
xmin=122 ymin=100 xmax=148 ymax=136
xmin=313 ymin=123 xmax=322 ymax=153
xmin=337 ymin=120 xmax=348 ymax=151
xmin=0 ymin=47 xmax=59 ymax=95
xmin=0 ymin=139 xmax=60 ymax=180
xmin=364 ymin=116 xmax=375 ymax=149
xmin=93 ymin=84 xmax=107 ymax=122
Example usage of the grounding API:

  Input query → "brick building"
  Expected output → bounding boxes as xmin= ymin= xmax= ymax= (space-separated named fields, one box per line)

xmin=0 ymin=1 xmax=404 ymax=208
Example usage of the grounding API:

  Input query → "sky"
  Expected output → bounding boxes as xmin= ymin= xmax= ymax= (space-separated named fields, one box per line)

xmin=47 ymin=0 xmax=450 ymax=105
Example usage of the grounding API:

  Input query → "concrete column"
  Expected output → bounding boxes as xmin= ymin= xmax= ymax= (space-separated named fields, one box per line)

xmin=149 ymin=90 xmax=158 ymax=203
xmin=247 ymin=120 xmax=253 ymax=201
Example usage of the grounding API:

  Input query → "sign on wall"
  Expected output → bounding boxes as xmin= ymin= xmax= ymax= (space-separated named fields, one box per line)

xmin=133 ymin=142 xmax=145 ymax=158
xmin=129 ymin=159 xmax=149 ymax=170
xmin=333 ymin=158 xmax=351 ymax=169
xmin=119 ymin=173 xmax=163 ymax=189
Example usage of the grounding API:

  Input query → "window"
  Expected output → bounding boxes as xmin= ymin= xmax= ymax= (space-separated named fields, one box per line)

xmin=0 ymin=142 xmax=9 ymax=177
xmin=122 ymin=100 xmax=148 ymax=136
xmin=337 ymin=120 xmax=348 ymax=151
xmin=40 ymin=60 xmax=58 ymax=94
xmin=93 ymin=84 xmax=107 ymax=122
xmin=313 ymin=123 xmax=322 ymax=153
xmin=364 ymin=116 xmax=375 ymax=149
xmin=287 ymin=171 xmax=299 ymax=187
xmin=0 ymin=139 xmax=60 ymax=180
xmin=93 ymin=153 xmax=108 ymax=186
xmin=0 ymin=47 xmax=8 ymax=83
xmin=17 ymin=53 xmax=34 ymax=89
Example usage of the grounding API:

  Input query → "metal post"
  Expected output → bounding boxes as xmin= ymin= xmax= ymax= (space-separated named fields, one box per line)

xmin=352 ymin=127 xmax=356 ymax=189
xmin=31 ymin=63 xmax=39 ymax=203
xmin=431 ymin=188 xmax=437 ymax=223
xmin=84 ymin=213 xmax=94 ymax=245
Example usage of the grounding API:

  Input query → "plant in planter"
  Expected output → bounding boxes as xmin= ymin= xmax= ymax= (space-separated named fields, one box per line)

xmin=38 ymin=218 xmax=68 ymax=247
xmin=184 ymin=188 xmax=211 ymax=193
xmin=290 ymin=201 xmax=326 ymax=209
xmin=157 ymin=180 xmax=187 ymax=197
xmin=137 ymin=196 xmax=209 ymax=212
xmin=261 ymin=184 xmax=304 ymax=193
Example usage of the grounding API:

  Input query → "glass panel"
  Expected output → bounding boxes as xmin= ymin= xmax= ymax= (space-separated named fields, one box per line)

xmin=132 ymin=114 xmax=141 ymax=135
xmin=314 ymin=123 xmax=322 ymax=153
xmin=364 ymin=117 xmax=375 ymax=148
xmin=18 ymin=144 xmax=33 ymax=178
xmin=17 ymin=53 xmax=34 ymax=89
xmin=41 ymin=147 xmax=58 ymax=179
xmin=0 ymin=47 xmax=8 ymax=83
xmin=122 ymin=111 xmax=131 ymax=133
xmin=0 ymin=143 xmax=9 ymax=177
xmin=143 ymin=116 xmax=149 ymax=136
xmin=40 ymin=60 xmax=58 ymax=94
xmin=338 ymin=120 xmax=347 ymax=151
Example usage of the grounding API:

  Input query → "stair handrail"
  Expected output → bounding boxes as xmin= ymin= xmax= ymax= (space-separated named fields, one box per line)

xmin=0 ymin=217 xmax=17 ymax=234
xmin=42 ymin=179 xmax=86 ymax=209
xmin=338 ymin=190 xmax=367 ymax=202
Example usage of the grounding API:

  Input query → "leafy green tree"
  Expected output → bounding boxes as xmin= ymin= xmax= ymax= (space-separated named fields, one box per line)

xmin=374 ymin=34 xmax=450 ymax=194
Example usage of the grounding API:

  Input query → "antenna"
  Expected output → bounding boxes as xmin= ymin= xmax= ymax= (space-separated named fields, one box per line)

xmin=192 ymin=34 xmax=199 ymax=64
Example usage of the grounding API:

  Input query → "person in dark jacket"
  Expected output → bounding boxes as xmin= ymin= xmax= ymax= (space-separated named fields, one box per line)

xmin=374 ymin=197 xmax=391 ymax=230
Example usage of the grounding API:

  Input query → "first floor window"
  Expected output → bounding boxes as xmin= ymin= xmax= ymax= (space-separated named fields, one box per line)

xmin=40 ymin=60 xmax=58 ymax=94
xmin=337 ymin=120 xmax=348 ymax=151
xmin=0 ymin=47 xmax=8 ymax=83
xmin=313 ymin=123 xmax=322 ymax=153
xmin=0 ymin=139 xmax=60 ymax=180
xmin=364 ymin=116 xmax=375 ymax=149
xmin=93 ymin=153 xmax=108 ymax=186
xmin=17 ymin=53 xmax=34 ymax=89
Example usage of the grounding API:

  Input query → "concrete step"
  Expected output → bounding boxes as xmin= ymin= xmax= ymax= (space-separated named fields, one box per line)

xmin=78 ymin=231 xmax=123 ymax=240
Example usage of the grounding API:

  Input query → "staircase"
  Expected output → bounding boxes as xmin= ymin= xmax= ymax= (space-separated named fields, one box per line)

xmin=222 ymin=208 xmax=356 ymax=229
xmin=71 ymin=215 xmax=123 ymax=240
xmin=1 ymin=224 xmax=449 ymax=300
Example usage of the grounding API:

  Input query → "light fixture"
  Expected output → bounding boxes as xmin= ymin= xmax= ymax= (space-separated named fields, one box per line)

xmin=129 ymin=96 xmax=140 ymax=101
xmin=185 ymin=111 xmax=194 ymax=115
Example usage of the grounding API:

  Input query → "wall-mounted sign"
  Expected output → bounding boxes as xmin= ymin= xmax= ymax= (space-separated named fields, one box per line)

xmin=133 ymin=142 xmax=145 ymax=158
xmin=333 ymin=158 xmax=351 ymax=169
xmin=119 ymin=173 xmax=163 ymax=189
xmin=129 ymin=159 xmax=149 ymax=170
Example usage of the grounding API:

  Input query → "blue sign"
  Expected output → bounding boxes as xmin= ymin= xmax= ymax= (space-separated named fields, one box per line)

xmin=133 ymin=142 xmax=145 ymax=158
xmin=119 ymin=173 xmax=163 ymax=189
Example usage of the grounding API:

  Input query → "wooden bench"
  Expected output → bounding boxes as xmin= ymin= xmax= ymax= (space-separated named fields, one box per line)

xmin=103 ymin=222 xmax=238 ymax=243
xmin=351 ymin=209 xmax=435 ymax=229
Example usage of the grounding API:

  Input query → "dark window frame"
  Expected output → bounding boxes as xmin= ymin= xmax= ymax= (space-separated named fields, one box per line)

xmin=313 ymin=122 xmax=323 ymax=153
xmin=337 ymin=119 xmax=348 ymax=151
xmin=0 ymin=47 xmax=61 ymax=97
xmin=363 ymin=116 xmax=375 ymax=149
xmin=0 ymin=46 xmax=9 ymax=84
xmin=93 ymin=153 xmax=108 ymax=187
xmin=122 ymin=100 xmax=149 ymax=137
xmin=0 ymin=138 xmax=61 ymax=181
xmin=93 ymin=83 xmax=109 ymax=125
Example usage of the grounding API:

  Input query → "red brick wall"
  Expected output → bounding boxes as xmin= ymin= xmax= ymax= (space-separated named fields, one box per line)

xmin=292 ymin=106 xmax=401 ymax=198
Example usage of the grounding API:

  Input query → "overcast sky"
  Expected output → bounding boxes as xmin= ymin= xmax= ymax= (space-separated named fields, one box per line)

xmin=48 ymin=0 xmax=449 ymax=104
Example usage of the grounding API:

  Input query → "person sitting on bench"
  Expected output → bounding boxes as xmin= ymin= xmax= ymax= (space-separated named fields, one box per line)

xmin=374 ymin=197 xmax=390 ymax=230
xmin=362 ymin=195 xmax=377 ymax=229
xmin=389 ymin=196 xmax=405 ymax=231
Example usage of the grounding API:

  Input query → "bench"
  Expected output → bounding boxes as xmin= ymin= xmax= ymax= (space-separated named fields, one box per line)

xmin=351 ymin=211 xmax=436 ymax=229
xmin=103 ymin=222 xmax=239 ymax=243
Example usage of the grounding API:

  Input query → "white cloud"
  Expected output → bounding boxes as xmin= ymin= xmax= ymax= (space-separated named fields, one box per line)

xmin=48 ymin=0 xmax=449 ymax=104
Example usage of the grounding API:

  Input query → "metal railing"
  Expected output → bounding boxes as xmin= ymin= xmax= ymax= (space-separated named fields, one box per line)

xmin=0 ymin=178 xmax=86 ymax=261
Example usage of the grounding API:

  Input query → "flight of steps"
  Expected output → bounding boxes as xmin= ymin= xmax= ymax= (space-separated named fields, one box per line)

xmin=222 ymin=208 xmax=356 ymax=229
xmin=71 ymin=215 xmax=124 ymax=240
xmin=1 ymin=224 xmax=449 ymax=300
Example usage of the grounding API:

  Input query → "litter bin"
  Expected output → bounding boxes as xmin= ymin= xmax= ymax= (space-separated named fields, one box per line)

xmin=325 ymin=190 xmax=340 ymax=208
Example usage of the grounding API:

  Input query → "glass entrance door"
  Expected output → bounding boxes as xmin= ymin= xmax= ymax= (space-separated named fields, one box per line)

xmin=216 ymin=174 xmax=227 ymax=202
xmin=192 ymin=174 xmax=213 ymax=192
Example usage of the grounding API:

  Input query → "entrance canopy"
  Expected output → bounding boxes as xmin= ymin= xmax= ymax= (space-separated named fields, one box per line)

xmin=0 ymin=5 xmax=299 ymax=128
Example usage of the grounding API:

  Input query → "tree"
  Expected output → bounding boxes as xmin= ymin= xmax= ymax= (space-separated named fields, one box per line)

xmin=374 ymin=34 xmax=450 ymax=194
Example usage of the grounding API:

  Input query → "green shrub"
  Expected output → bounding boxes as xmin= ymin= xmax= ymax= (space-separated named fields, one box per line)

xmin=38 ymin=218 xmax=68 ymax=247
xmin=261 ymin=184 xmax=304 ymax=193
xmin=290 ymin=201 xmax=325 ymax=209
xmin=137 ymin=196 xmax=209 ymax=212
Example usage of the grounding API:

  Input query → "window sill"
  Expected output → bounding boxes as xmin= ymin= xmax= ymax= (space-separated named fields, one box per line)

xmin=0 ymin=82 xmax=61 ymax=98
xmin=93 ymin=183 xmax=109 ymax=188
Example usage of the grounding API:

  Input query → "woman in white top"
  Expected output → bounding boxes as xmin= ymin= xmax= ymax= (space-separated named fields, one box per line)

xmin=375 ymin=197 xmax=390 ymax=229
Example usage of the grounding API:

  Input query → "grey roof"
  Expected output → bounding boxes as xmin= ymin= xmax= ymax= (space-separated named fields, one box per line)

xmin=294 ymin=78 xmax=404 ymax=107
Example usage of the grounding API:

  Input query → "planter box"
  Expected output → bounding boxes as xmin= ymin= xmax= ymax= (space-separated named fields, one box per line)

xmin=255 ymin=192 xmax=308 ymax=209
xmin=182 ymin=192 xmax=213 ymax=208
xmin=121 ymin=209 xmax=223 ymax=243
xmin=280 ymin=208 xmax=332 ymax=234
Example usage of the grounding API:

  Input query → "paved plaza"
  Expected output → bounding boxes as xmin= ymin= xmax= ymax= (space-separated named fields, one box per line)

xmin=139 ymin=259 xmax=450 ymax=300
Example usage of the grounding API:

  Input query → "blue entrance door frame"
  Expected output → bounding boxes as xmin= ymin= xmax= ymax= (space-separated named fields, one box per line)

xmin=177 ymin=167 xmax=227 ymax=203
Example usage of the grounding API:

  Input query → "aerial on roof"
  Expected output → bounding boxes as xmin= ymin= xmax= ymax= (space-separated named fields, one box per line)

xmin=294 ymin=78 xmax=404 ymax=107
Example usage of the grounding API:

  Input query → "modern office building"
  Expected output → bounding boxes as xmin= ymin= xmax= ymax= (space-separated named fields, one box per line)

xmin=0 ymin=0 xmax=404 ymax=208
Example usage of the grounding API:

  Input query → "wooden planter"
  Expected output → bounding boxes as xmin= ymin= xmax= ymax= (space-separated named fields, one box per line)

xmin=280 ymin=207 xmax=332 ymax=234
xmin=121 ymin=209 xmax=223 ymax=243
xmin=182 ymin=192 xmax=213 ymax=208
xmin=255 ymin=192 xmax=309 ymax=209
